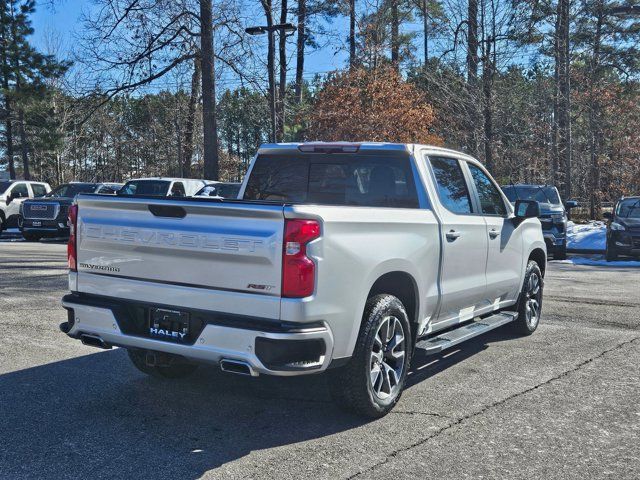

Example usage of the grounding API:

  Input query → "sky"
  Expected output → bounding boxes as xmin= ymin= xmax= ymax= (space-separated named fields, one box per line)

xmin=30 ymin=0 xmax=350 ymax=91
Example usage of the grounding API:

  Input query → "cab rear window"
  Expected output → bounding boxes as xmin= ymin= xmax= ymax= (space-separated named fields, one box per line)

xmin=243 ymin=154 xmax=419 ymax=208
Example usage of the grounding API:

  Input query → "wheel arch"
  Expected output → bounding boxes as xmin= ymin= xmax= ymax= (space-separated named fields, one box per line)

xmin=528 ymin=247 xmax=547 ymax=277
xmin=366 ymin=271 xmax=420 ymax=339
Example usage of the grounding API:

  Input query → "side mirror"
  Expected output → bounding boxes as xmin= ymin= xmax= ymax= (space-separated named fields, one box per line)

xmin=514 ymin=199 xmax=540 ymax=219
xmin=602 ymin=211 xmax=613 ymax=220
xmin=6 ymin=194 xmax=13 ymax=205
xmin=565 ymin=200 xmax=578 ymax=209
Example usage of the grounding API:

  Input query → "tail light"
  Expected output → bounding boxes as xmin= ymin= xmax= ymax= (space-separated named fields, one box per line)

xmin=67 ymin=204 xmax=78 ymax=271
xmin=282 ymin=219 xmax=320 ymax=298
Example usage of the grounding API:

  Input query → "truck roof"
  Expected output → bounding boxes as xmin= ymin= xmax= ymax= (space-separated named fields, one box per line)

xmin=257 ymin=142 xmax=479 ymax=163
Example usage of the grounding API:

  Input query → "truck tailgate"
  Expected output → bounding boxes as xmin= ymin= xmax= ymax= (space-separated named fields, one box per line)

xmin=75 ymin=195 xmax=285 ymax=296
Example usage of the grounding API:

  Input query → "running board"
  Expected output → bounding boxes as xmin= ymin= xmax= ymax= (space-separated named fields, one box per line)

xmin=415 ymin=311 xmax=518 ymax=355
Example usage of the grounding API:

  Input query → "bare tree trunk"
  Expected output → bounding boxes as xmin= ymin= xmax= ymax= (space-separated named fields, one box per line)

xmin=390 ymin=0 xmax=399 ymax=68
xmin=183 ymin=58 xmax=201 ymax=177
xmin=295 ymin=0 xmax=306 ymax=103
xmin=18 ymin=108 xmax=29 ymax=180
xmin=482 ymin=40 xmax=493 ymax=172
xmin=467 ymin=0 xmax=478 ymax=84
xmin=260 ymin=0 xmax=277 ymax=142
xmin=349 ymin=0 xmax=356 ymax=68
xmin=466 ymin=0 xmax=479 ymax=156
xmin=200 ymin=0 xmax=219 ymax=180
xmin=422 ymin=0 xmax=428 ymax=63
xmin=556 ymin=0 xmax=571 ymax=198
xmin=3 ymin=97 xmax=15 ymax=179
xmin=589 ymin=2 xmax=603 ymax=219
xmin=277 ymin=0 xmax=288 ymax=140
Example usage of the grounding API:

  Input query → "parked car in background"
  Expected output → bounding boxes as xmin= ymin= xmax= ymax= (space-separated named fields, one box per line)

xmin=20 ymin=182 xmax=122 ymax=241
xmin=118 ymin=178 xmax=208 ymax=198
xmin=61 ymin=142 xmax=546 ymax=418
xmin=501 ymin=184 xmax=577 ymax=259
xmin=0 ymin=180 xmax=51 ymax=233
xmin=603 ymin=196 xmax=640 ymax=261
xmin=194 ymin=182 xmax=241 ymax=199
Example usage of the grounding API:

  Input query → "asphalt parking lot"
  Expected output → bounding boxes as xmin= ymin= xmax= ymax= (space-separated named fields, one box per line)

xmin=1 ymin=239 xmax=639 ymax=479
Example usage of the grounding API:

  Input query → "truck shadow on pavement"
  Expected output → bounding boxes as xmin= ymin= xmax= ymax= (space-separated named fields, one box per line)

xmin=0 ymin=328 xmax=516 ymax=479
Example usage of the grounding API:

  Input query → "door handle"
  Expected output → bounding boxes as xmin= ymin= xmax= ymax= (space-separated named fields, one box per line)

xmin=489 ymin=229 xmax=500 ymax=239
xmin=446 ymin=230 xmax=461 ymax=241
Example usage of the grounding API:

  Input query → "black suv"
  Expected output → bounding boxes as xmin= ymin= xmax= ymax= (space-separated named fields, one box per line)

xmin=20 ymin=182 xmax=122 ymax=241
xmin=604 ymin=196 xmax=640 ymax=261
xmin=501 ymin=184 xmax=578 ymax=259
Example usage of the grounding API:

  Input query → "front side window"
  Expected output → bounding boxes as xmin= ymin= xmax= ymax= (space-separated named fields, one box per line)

xmin=468 ymin=164 xmax=507 ymax=216
xmin=428 ymin=157 xmax=473 ymax=214
xmin=11 ymin=183 xmax=29 ymax=198
xmin=170 ymin=182 xmax=186 ymax=197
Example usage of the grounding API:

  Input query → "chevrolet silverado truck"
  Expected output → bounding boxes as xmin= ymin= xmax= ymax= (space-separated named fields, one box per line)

xmin=60 ymin=143 xmax=546 ymax=417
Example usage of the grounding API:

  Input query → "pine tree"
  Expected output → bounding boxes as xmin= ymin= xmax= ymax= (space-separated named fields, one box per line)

xmin=0 ymin=0 xmax=67 ymax=179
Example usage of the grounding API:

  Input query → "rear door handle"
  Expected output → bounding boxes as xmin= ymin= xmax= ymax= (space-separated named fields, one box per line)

xmin=446 ymin=230 xmax=461 ymax=241
xmin=489 ymin=229 xmax=500 ymax=239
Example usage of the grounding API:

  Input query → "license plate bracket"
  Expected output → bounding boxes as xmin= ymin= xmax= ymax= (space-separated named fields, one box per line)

xmin=149 ymin=308 xmax=190 ymax=342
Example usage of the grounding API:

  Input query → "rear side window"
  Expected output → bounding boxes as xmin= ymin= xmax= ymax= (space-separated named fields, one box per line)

xmin=428 ymin=157 xmax=473 ymax=214
xmin=244 ymin=154 xmax=419 ymax=208
xmin=31 ymin=184 xmax=47 ymax=197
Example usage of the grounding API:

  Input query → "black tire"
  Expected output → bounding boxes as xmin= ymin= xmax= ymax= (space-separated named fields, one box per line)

xmin=0 ymin=215 xmax=4 ymax=233
xmin=127 ymin=349 xmax=198 ymax=379
xmin=512 ymin=260 xmax=543 ymax=336
xmin=554 ymin=242 xmax=567 ymax=260
xmin=605 ymin=243 xmax=618 ymax=262
xmin=22 ymin=233 xmax=41 ymax=242
xmin=329 ymin=294 xmax=412 ymax=418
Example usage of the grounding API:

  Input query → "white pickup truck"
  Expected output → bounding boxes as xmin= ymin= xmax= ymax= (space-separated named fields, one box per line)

xmin=60 ymin=143 xmax=546 ymax=417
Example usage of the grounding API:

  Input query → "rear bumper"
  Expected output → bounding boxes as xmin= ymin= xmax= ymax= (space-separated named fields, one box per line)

xmin=61 ymin=293 xmax=335 ymax=376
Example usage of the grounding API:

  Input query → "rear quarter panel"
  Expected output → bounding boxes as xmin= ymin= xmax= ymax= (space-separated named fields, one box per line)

xmin=281 ymin=204 xmax=440 ymax=359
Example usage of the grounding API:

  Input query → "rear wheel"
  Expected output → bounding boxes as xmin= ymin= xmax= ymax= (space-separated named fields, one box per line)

xmin=329 ymin=294 xmax=412 ymax=418
xmin=512 ymin=260 xmax=543 ymax=336
xmin=127 ymin=349 xmax=198 ymax=379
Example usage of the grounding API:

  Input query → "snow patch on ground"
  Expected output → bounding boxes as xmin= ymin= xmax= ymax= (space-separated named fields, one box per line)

xmin=567 ymin=221 xmax=606 ymax=251
xmin=554 ymin=255 xmax=640 ymax=267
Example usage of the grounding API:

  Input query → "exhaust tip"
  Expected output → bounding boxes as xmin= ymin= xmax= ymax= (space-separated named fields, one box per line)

xmin=220 ymin=359 xmax=257 ymax=377
xmin=80 ymin=334 xmax=111 ymax=349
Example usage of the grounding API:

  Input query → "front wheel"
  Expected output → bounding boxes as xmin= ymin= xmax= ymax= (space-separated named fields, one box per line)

xmin=512 ymin=260 xmax=543 ymax=336
xmin=329 ymin=294 xmax=412 ymax=418
xmin=605 ymin=243 xmax=618 ymax=262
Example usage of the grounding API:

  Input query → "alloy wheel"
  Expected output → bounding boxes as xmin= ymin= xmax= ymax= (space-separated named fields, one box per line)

xmin=524 ymin=273 xmax=542 ymax=329
xmin=369 ymin=315 xmax=406 ymax=400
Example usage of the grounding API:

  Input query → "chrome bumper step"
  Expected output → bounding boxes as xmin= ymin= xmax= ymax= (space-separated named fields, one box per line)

xmin=416 ymin=311 xmax=518 ymax=355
